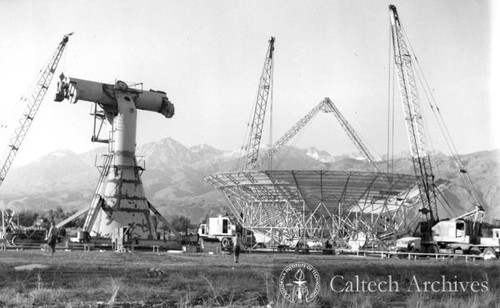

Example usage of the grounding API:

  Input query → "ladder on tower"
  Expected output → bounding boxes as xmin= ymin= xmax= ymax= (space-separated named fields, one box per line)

xmin=83 ymin=154 xmax=113 ymax=232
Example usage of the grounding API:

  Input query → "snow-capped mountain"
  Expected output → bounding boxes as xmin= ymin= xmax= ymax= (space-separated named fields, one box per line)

xmin=1 ymin=137 xmax=499 ymax=223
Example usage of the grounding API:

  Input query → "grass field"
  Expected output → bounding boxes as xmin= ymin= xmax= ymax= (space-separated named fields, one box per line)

xmin=1 ymin=249 xmax=500 ymax=307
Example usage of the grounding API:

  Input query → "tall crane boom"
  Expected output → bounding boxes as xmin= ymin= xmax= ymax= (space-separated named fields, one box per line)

xmin=256 ymin=98 xmax=326 ymax=169
xmin=389 ymin=5 xmax=438 ymax=223
xmin=0 ymin=33 xmax=73 ymax=188
xmin=256 ymin=97 xmax=380 ymax=173
xmin=242 ymin=37 xmax=275 ymax=170
xmin=322 ymin=98 xmax=380 ymax=173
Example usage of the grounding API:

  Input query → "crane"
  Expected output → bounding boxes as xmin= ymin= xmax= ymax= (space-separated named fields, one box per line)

xmin=256 ymin=97 xmax=380 ymax=172
xmin=241 ymin=37 xmax=275 ymax=170
xmin=388 ymin=3 xmax=498 ymax=254
xmin=0 ymin=33 xmax=73 ymax=188
xmin=389 ymin=5 xmax=439 ymax=228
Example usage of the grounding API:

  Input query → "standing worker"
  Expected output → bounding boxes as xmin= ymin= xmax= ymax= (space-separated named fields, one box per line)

xmin=233 ymin=233 xmax=242 ymax=263
xmin=46 ymin=222 xmax=59 ymax=256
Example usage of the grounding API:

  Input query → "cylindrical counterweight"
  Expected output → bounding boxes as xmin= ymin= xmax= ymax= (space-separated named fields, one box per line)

xmin=65 ymin=77 xmax=174 ymax=118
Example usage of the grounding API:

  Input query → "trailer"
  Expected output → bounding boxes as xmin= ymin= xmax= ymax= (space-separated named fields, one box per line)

xmin=198 ymin=215 xmax=255 ymax=251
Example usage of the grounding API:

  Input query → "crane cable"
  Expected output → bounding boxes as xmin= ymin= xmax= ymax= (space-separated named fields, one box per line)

xmin=237 ymin=85 xmax=258 ymax=170
xmin=237 ymin=58 xmax=263 ymax=170
xmin=0 ymin=46 xmax=59 ymax=135
xmin=1 ymin=38 xmax=70 ymax=163
xmin=437 ymin=185 xmax=458 ymax=218
xmin=387 ymin=25 xmax=396 ymax=174
xmin=399 ymin=26 xmax=468 ymax=216
xmin=61 ymin=36 xmax=69 ymax=76
xmin=388 ymin=22 xmax=458 ymax=220
xmin=401 ymin=25 xmax=483 ymax=208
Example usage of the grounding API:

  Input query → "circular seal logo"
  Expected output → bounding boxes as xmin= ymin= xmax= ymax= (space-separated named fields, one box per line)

xmin=279 ymin=262 xmax=320 ymax=303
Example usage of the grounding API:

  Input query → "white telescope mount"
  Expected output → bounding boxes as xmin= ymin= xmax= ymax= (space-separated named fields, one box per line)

xmin=55 ymin=76 xmax=176 ymax=240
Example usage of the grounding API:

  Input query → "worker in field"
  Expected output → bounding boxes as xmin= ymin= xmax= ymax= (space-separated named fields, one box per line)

xmin=46 ymin=222 xmax=59 ymax=256
xmin=233 ymin=233 xmax=242 ymax=263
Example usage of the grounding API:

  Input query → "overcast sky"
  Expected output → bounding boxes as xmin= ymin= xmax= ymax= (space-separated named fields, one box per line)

xmin=0 ymin=0 xmax=497 ymax=167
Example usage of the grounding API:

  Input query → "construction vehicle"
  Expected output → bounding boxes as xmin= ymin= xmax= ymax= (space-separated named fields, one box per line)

xmin=198 ymin=38 xmax=270 ymax=252
xmin=198 ymin=215 xmax=255 ymax=251
xmin=0 ymin=210 xmax=50 ymax=246
xmin=388 ymin=5 xmax=498 ymax=259
xmin=393 ymin=210 xmax=500 ymax=259
xmin=0 ymin=33 xmax=72 ymax=188
xmin=0 ymin=34 xmax=71 ymax=246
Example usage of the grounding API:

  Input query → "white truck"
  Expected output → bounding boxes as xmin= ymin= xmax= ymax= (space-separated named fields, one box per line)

xmin=198 ymin=215 xmax=255 ymax=250
xmin=393 ymin=214 xmax=500 ymax=260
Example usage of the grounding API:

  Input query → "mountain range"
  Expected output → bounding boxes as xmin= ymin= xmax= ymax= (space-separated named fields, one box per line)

xmin=1 ymin=137 xmax=499 ymax=224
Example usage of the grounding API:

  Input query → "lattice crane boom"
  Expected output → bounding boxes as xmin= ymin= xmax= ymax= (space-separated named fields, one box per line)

xmin=242 ymin=37 xmax=275 ymax=170
xmin=256 ymin=97 xmax=380 ymax=172
xmin=0 ymin=33 xmax=73 ymax=188
xmin=389 ymin=5 xmax=438 ymax=223
xmin=256 ymin=98 xmax=326 ymax=169
xmin=323 ymin=98 xmax=380 ymax=173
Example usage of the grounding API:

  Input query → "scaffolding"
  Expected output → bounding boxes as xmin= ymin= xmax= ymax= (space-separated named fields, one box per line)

xmin=205 ymin=170 xmax=420 ymax=249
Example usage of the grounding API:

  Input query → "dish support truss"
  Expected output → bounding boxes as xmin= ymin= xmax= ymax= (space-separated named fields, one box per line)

xmin=205 ymin=170 xmax=421 ymax=249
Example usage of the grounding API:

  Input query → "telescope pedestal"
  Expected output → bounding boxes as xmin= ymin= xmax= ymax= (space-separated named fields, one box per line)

xmin=90 ymin=91 xmax=155 ymax=239
xmin=55 ymin=77 xmax=174 ymax=239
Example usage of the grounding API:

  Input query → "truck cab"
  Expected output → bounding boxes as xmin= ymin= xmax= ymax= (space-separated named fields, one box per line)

xmin=432 ymin=219 xmax=480 ymax=245
xmin=394 ymin=218 xmax=500 ymax=258
xmin=198 ymin=216 xmax=235 ymax=238
xmin=198 ymin=215 xmax=256 ymax=250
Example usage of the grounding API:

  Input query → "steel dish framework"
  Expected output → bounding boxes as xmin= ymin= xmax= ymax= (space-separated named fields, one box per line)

xmin=205 ymin=170 xmax=421 ymax=248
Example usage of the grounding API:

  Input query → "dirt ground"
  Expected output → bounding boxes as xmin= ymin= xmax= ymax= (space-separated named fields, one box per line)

xmin=1 ymin=249 xmax=500 ymax=307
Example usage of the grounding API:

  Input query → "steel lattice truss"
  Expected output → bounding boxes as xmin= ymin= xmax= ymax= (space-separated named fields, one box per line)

xmin=242 ymin=37 xmax=275 ymax=170
xmin=389 ymin=5 xmax=438 ymax=222
xmin=0 ymin=33 xmax=72 ymax=187
xmin=205 ymin=170 xmax=421 ymax=248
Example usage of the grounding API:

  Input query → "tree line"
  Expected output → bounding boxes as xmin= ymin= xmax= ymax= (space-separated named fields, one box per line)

xmin=2 ymin=208 xmax=196 ymax=233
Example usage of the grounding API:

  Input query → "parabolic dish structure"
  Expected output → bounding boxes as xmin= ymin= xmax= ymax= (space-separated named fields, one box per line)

xmin=205 ymin=170 xmax=421 ymax=248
